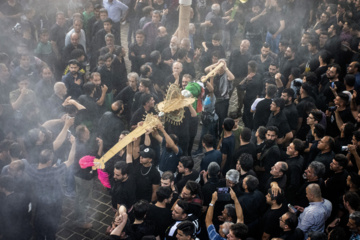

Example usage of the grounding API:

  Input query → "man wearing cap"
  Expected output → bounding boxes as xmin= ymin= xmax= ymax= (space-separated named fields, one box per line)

xmin=127 ymin=142 xmax=160 ymax=202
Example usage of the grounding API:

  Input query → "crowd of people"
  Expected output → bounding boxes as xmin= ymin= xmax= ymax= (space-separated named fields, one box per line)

xmin=3 ymin=0 xmax=360 ymax=240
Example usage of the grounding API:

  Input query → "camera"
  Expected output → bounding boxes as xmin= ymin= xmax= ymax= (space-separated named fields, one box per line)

xmin=217 ymin=187 xmax=231 ymax=201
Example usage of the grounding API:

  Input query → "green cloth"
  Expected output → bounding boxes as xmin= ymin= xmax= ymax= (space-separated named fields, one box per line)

xmin=185 ymin=82 xmax=202 ymax=110
xmin=34 ymin=41 xmax=52 ymax=55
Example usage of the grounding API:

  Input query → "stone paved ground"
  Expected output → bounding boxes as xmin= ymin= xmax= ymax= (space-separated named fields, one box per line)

xmin=56 ymin=22 xmax=244 ymax=240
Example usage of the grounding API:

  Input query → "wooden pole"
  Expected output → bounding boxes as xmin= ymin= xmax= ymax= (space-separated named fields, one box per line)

xmin=177 ymin=0 xmax=192 ymax=41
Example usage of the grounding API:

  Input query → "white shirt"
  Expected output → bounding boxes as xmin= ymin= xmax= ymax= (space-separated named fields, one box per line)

xmin=103 ymin=0 xmax=129 ymax=23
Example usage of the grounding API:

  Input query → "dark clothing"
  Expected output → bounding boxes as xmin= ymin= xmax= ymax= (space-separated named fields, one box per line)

xmin=283 ymin=103 xmax=298 ymax=131
xmin=159 ymin=139 xmax=183 ymax=173
xmin=26 ymin=163 xmax=68 ymax=240
xmin=92 ymin=29 xmax=120 ymax=52
xmin=165 ymin=108 xmax=191 ymax=156
xmin=229 ymin=50 xmax=251 ymax=79
xmin=111 ymin=57 xmax=128 ymax=93
xmin=161 ymin=47 xmax=178 ymax=62
xmin=146 ymin=204 xmax=172 ymax=239
xmin=50 ymin=23 xmax=66 ymax=55
xmin=221 ymin=134 xmax=235 ymax=174
xmin=62 ymin=72 xmax=84 ymax=99
xmin=62 ymin=44 xmax=85 ymax=64
xmin=110 ymin=175 xmax=136 ymax=209
xmin=324 ymin=170 xmax=348 ymax=205
xmin=200 ymin=149 xmax=222 ymax=171
xmin=202 ymin=177 xmax=221 ymax=206
xmin=258 ymin=142 xmax=281 ymax=187
xmin=296 ymin=96 xmax=316 ymax=140
xmin=266 ymin=111 xmax=291 ymax=138
xmin=232 ymin=143 xmax=257 ymax=169
xmin=292 ymin=179 xmax=324 ymax=207
xmin=130 ymin=107 xmax=156 ymax=128
xmin=129 ymin=42 xmax=151 ymax=73
xmin=265 ymin=175 xmax=287 ymax=193
xmin=279 ymin=228 xmax=304 ymax=240
xmin=98 ymin=65 xmax=114 ymax=93
xmin=175 ymin=170 xmax=199 ymax=193
xmin=280 ymin=58 xmax=299 ymax=82
xmin=314 ymin=151 xmax=335 ymax=179
xmin=77 ymin=94 xmax=100 ymax=127
xmin=253 ymin=98 xmax=272 ymax=130
xmin=285 ymin=156 xmax=304 ymax=203
xmin=132 ymin=162 xmax=160 ymax=202
xmin=238 ymin=190 xmax=266 ymax=238
xmin=0 ymin=192 xmax=32 ymax=240
xmin=114 ymin=86 xmax=138 ymax=122
xmin=261 ymin=204 xmax=288 ymax=238
xmin=74 ymin=140 xmax=98 ymax=180
xmin=130 ymin=220 xmax=156 ymax=240
xmin=97 ymin=111 xmax=127 ymax=151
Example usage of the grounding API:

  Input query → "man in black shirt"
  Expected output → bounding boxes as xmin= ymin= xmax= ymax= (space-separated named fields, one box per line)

xmin=279 ymin=212 xmax=304 ymax=240
xmin=50 ymin=11 xmax=67 ymax=78
xmin=296 ymin=83 xmax=315 ymax=140
xmin=114 ymin=72 xmax=139 ymax=123
xmin=146 ymin=187 xmax=173 ymax=239
xmin=256 ymin=126 xmax=281 ymax=189
xmin=130 ymin=93 xmax=156 ymax=130
xmin=280 ymin=45 xmax=299 ymax=83
xmin=175 ymin=156 xmax=199 ymax=193
xmin=281 ymin=88 xmax=298 ymax=135
xmin=253 ymin=84 xmax=277 ymax=132
xmin=266 ymin=98 xmax=293 ymax=145
xmin=228 ymin=39 xmax=251 ymax=114
xmin=285 ymin=139 xmax=305 ymax=203
xmin=261 ymin=189 xmax=288 ymax=239
xmin=110 ymin=161 xmax=136 ymax=210
xmin=324 ymin=154 xmax=348 ymax=207
xmin=97 ymin=100 xmax=127 ymax=152
xmin=232 ymin=128 xmax=256 ymax=169
xmin=127 ymin=144 xmax=160 ymax=202
xmin=315 ymin=136 xmax=335 ymax=178
xmin=239 ymin=175 xmax=266 ymax=238
xmin=239 ymin=60 xmax=262 ymax=129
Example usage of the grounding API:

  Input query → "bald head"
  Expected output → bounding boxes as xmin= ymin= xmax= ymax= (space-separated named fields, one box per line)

xmin=240 ymin=40 xmax=250 ymax=54
xmin=70 ymin=32 xmax=80 ymax=46
xmin=306 ymin=183 xmax=322 ymax=199
xmin=158 ymin=26 xmax=167 ymax=37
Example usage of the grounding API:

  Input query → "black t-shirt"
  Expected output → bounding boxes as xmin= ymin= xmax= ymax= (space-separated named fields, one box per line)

xmin=279 ymin=228 xmax=304 ymax=240
xmin=110 ymin=175 xmax=136 ymax=209
xmin=130 ymin=107 xmax=156 ymax=128
xmin=129 ymin=220 xmax=156 ymax=240
xmin=50 ymin=24 xmax=66 ymax=53
xmin=175 ymin=170 xmax=199 ymax=193
xmin=283 ymin=103 xmax=298 ymax=131
xmin=254 ymin=98 xmax=273 ymax=130
xmin=267 ymin=8 xmax=284 ymax=34
xmin=232 ymin=143 xmax=257 ymax=169
xmin=221 ymin=134 xmax=235 ymax=174
xmin=132 ymin=163 xmax=160 ymax=202
xmin=266 ymin=111 xmax=291 ymax=138
xmin=146 ymin=204 xmax=172 ymax=239
xmin=261 ymin=204 xmax=288 ymax=238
